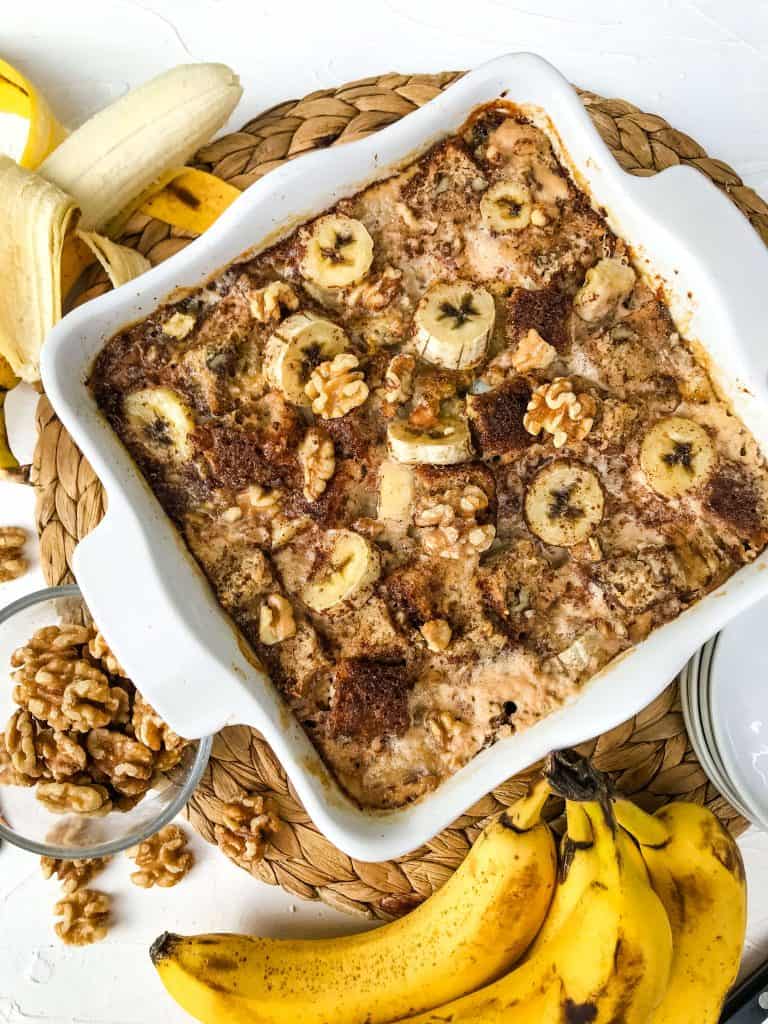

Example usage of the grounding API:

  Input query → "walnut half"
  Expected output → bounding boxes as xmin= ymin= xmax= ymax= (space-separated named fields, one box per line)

xmin=213 ymin=794 xmax=280 ymax=868
xmin=305 ymin=353 xmax=369 ymax=419
xmin=36 ymin=781 xmax=113 ymax=817
xmin=54 ymin=889 xmax=110 ymax=945
xmin=298 ymin=426 xmax=335 ymax=502
xmin=41 ymin=854 xmax=110 ymax=895
xmin=0 ymin=526 xmax=27 ymax=583
xmin=127 ymin=824 xmax=194 ymax=888
xmin=523 ymin=377 xmax=597 ymax=448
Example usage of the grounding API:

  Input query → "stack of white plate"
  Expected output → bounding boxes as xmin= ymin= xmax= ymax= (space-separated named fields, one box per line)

xmin=679 ymin=598 xmax=768 ymax=831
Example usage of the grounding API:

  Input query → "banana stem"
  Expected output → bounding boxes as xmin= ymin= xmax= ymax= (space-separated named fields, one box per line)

xmin=505 ymin=778 xmax=551 ymax=830
xmin=613 ymin=798 xmax=670 ymax=848
xmin=544 ymin=749 xmax=611 ymax=803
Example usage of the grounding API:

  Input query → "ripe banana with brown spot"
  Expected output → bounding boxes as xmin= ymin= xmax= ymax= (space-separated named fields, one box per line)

xmin=395 ymin=751 xmax=672 ymax=1024
xmin=150 ymin=782 xmax=557 ymax=1024
xmin=614 ymin=798 xmax=746 ymax=1024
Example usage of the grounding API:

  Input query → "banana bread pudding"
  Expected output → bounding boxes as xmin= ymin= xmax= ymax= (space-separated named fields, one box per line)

xmin=90 ymin=104 xmax=768 ymax=809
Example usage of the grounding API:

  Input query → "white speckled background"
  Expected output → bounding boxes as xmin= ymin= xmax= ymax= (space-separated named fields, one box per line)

xmin=1 ymin=2 xmax=767 ymax=1020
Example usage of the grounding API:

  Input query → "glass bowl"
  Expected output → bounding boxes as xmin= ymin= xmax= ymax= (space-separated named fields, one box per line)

xmin=0 ymin=585 xmax=212 ymax=859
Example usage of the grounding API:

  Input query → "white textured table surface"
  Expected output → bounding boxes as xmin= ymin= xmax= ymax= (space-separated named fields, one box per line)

xmin=1 ymin=2 xmax=768 ymax=1021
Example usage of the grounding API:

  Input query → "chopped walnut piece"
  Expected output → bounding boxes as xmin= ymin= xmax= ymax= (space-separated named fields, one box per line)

xmin=425 ymin=711 xmax=473 ymax=771
xmin=37 ymin=781 xmax=112 ymax=817
xmin=5 ymin=708 xmax=42 ymax=778
xmin=305 ymin=353 xmax=369 ymax=419
xmin=259 ymin=594 xmax=297 ymax=646
xmin=86 ymin=729 xmax=155 ymax=797
xmin=127 ymin=824 xmax=193 ymax=888
xmin=244 ymin=483 xmax=282 ymax=512
xmin=0 ymin=526 xmax=27 ymax=583
xmin=41 ymin=855 xmax=110 ymax=895
xmin=54 ymin=889 xmax=110 ymax=945
xmin=61 ymin=672 xmax=129 ymax=732
xmin=88 ymin=631 xmax=127 ymax=677
xmin=249 ymin=280 xmax=299 ymax=323
xmin=132 ymin=693 xmax=185 ymax=770
xmin=420 ymin=619 xmax=452 ymax=652
xmin=298 ymin=427 xmax=335 ymax=502
xmin=381 ymin=353 xmax=415 ymax=414
xmin=414 ymin=482 xmax=496 ymax=560
xmin=345 ymin=266 xmax=402 ymax=311
xmin=523 ymin=378 xmax=597 ymax=448
xmin=511 ymin=329 xmax=557 ymax=372
xmin=213 ymin=794 xmax=280 ymax=867
xmin=37 ymin=729 xmax=87 ymax=781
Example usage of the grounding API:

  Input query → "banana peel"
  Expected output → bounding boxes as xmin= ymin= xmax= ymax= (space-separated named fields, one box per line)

xmin=0 ymin=57 xmax=66 ymax=168
xmin=140 ymin=167 xmax=240 ymax=235
xmin=0 ymin=354 xmax=28 ymax=482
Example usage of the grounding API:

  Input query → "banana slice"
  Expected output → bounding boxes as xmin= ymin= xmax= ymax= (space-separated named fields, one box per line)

xmin=640 ymin=416 xmax=714 ymax=498
xmin=414 ymin=281 xmax=495 ymax=370
xmin=264 ymin=313 xmax=348 ymax=405
xmin=480 ymin=180 xmax=532 ymax=232
xmin=388 ymin=417 xmax=473 ymax=465
xmin=301 ymin=214 xmax=374 ymax=289
xmin=525 ymin=460 xmax=604 ymax=547
xmin=377 ymin=461 xmax=414 ymax=526
xmin=123 ymin=386 xmax=196 ymax=460
xmin=301 ymin=529 xmax=381 ymax=613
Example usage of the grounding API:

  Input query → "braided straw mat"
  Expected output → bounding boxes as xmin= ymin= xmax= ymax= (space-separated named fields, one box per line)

xmin=32 ymin=71 xmax=768 ymax=920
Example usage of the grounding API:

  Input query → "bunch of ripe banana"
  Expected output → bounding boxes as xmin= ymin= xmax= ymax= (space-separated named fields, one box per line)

xmin=151 ymin=751 xmax=746 ymax=1024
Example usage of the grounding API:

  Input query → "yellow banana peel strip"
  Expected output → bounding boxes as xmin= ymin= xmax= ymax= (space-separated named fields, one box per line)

xmin=40 ymin=63 xmax=242 ymax=232
xmin=0 ymin=354 xmax=20 ymax=473
xmin=0 ymin=156 xmax=76 ymax=382
xmin=0 ymin=57 xmax=66 ymax=169
xmin=139 ymin=167 xmax=241 ymax=234
xmin=76 ymin=230 xmax=151 ymax=288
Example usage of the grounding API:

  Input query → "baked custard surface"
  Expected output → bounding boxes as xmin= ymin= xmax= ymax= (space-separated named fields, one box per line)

xmin=91 ymin=105 xmax=768 ymax=809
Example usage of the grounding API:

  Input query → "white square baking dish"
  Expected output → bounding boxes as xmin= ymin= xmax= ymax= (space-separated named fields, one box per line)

xmin=41 ymin=53 xmax=768 ymax=861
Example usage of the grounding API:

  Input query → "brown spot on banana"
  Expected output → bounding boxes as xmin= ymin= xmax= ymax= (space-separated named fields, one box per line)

xmin=564 ymin=1000 xmax=598 ymax=1023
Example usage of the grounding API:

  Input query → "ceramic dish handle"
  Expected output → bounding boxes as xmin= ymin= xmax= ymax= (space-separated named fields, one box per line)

xmin=71 ymin=505 xmax=236 ymax=740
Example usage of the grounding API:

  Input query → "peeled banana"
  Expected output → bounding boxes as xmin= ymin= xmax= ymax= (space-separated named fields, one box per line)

xmin=524 ymin=459 xmax=604 ymax=546
xmin=301 ymin=529 xmax=381 ymax=612
xmin=480 ymin=180 xmax=532 ymax=232
xmin=388 ymin=416 xmax=474 ymax=465
xmin=40 ymin=63 xmax=242 ymax=233
xmin=264 ymin=313 xmax=348 ymax=405
xmin=640 ymin=416 xmax=715 ymax=497
xmin=150 ymin=782 xmax=557 ymax=1024
xmin=414 ymin=281 xmax=495 ymax=370
xmin=123 ymin=386 xmax=196 ymax=460
xmin=615 ymin=798 xmax=746 ymax=1024
xmin=301 ymin=214 xmax=374 ymax=288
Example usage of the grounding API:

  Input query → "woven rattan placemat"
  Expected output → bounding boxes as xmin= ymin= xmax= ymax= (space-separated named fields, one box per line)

xmin=31 ymin=72 xmax=768 ymax=920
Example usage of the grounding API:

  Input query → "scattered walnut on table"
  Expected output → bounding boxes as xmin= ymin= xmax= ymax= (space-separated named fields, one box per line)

xmin=37 ymin=781 xmax=113 ymax=816
xmin=86 ymin=728 xmax=155 ymax=797
xmin=305 ymin=353 xmax=369 ymax=419
xmin=0 ymin=526 xmax=27 ymax=583
xmin=127 ymin=824 xmax=194 ymax=888
xmin=298 ymin=426 xmax=335 ymax=501
xmin=213 ymin=794 xmax=280 ymax=868
xmin=41 ymin=854 xmax=110 ymax=895
xmin=259 ymin=594 xmax=297 ymax=646
xmin=53 ymin=888 xmax=110 ymax=945
xmin=523 ymin=377 xmax=597 ymax=448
